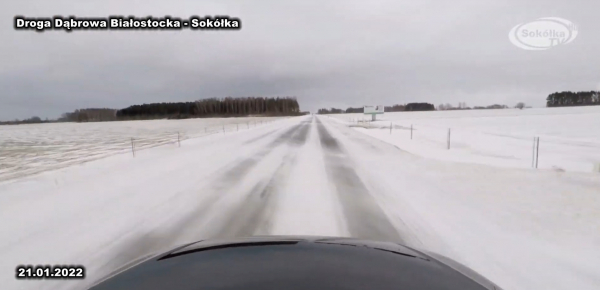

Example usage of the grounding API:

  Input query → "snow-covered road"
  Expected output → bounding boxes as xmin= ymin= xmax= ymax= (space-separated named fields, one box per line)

xmin=1 ymin=115 xmax=599 ymax=290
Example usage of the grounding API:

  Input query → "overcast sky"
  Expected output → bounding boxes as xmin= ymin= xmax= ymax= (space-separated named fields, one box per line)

xmin=1 ymin=0 xmax=599 ymax=120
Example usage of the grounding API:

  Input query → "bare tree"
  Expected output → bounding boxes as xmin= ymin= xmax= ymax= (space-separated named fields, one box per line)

xmin=515 ymin=102 xmax=525 ymax=109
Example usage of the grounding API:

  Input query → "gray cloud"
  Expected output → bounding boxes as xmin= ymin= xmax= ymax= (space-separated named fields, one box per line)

xmin=1 ymin=0 xmax=599 ymax=120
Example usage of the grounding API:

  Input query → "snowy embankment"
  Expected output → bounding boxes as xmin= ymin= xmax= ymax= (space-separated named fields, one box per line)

xmin=321 ymin=109 xmax=600 ymax=290
xmin=0 ymin=116 xmax=283 ymax=182
xmin=330 ymin=106 xmax=600 ymax=173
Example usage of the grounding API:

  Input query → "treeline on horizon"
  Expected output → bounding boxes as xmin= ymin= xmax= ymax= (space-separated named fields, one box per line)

xmin=546 ymin=91 xmax=600 ymax=107
xmin=4 ymin=91 xmax=600 ymax=125
xmin=317 ymin=103 xmax=436 ymax=114
xmin=314 ymin=90 xmax=600 ymax=115
xmin=116 ymin=97 xmax=303 ymax=120
xmin=0 ymin=116 xmax=52 ymax=125
xmin=54 ymin=97 xmax=303 ymax=123
xmin=1 ymin=97 xmax=304 ymax=125
xmin=317 ymin=102 xmax=518 ymax=114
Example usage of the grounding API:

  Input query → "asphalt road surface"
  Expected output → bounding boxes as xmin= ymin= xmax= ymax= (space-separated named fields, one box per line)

xmin=89 ymin=115 xmax=408 ymax=285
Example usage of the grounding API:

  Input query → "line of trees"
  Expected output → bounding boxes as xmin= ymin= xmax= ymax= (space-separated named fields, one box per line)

xmin=317 ymin=103 xmax=434 ymax=114
xmin=116 ymin=102 xmax=198 ymax=120
xmin=546 ymin=91 xmax=600 ymax=107
xmin=345 ymin=107 xmax=364 ymax=113
xmin=317 ymin=108 xmax=344 ymax=114
xmin=2 ymin=97 xmax=304 ymax=125
xmin=385 ymin=104 xmax=406 ymax=112
xmin=405 ymin=103 xmax=435 ymax=111
xmin=317 ymin=101 xmax=522 ymax=115
xmin=59 ymin=108 xmax=117 ymax=122
xmin=116 ymin=97 xmax=303 ymax=120
xmin=473 ymin=104 xmax=509 ymax=109
xmin=0 ymin=116 xmax=51 ymax=125
xmin=195 ymin=97 xmax=301 ymax=116
xmin=439 ymin=103 xmax=510 ymax=110
xmin=339 ymin=105 xmax=409 ymax=113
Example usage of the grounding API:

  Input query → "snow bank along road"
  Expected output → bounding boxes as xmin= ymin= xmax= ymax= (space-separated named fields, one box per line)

xmin=1 ymin=115 xmax=599 ymax=290
xmin=0 ymin=116 xmax=285 ymax=182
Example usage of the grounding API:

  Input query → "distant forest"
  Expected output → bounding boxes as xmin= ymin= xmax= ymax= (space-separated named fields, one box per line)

xmin=0 ymin=116 xmax=52 ymax=125
xmin=59 ymin=108 xmax=118 ymax=122
xmin=317 ymin=103 xmax=435 ymax=114
xmin=546 ymin=91 xmax=600 ymax=107
xmin=57 ymin=97 xmax=304 ymax=123
xmin=116 ymin=97 xmax=302 ymax=120
xmin=316 ymin=102 xmax=522 ymax=115
xmin=439 ymin=103 xmax=510 ymax=110
xmin=0 ymin=96 xmax=305 ymax=125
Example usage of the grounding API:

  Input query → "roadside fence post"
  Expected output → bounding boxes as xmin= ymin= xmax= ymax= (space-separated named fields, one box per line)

xmin=532 ymin=137 xmax=536 ymax=168
xmin=536 ymin=137 xmax=540 ymax=169
xmin=532 ymin=137 xmax=540 ymax=168
xmin=447 ymin=128 xmax=451 ymax=150
xmin=177 ymin=132 xmax=181 ymax=147
xmin=131 ymin=138 xmax=135 ymax=157
xmin=410 ymin=124 xmax=413 ymax=140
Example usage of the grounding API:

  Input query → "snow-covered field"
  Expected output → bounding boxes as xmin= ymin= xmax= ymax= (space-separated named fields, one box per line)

xmin=331 ymin=106 xmax=600 ymax=173
xmin=0 ymin=117 xmax=283 ymax=182
xmin=1 ymin=112 xmax=599 ymax=290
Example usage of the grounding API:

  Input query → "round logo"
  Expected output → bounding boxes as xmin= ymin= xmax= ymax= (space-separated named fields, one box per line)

xmin=509 ymin=17 xmax=578 ymax=50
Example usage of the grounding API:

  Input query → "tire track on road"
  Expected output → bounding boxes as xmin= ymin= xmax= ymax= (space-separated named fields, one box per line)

xmin=93 ymin=122 xmax=308 ymax=278
xmin=316 ymin=118 xmax=403 ymax=243
xmin=212 ymin=154 xmax=295 ymax=238
xmin=210 ymin=119 xmax=312 ymax=238
xmin=170 ymin=123 xmax=305 ymax=234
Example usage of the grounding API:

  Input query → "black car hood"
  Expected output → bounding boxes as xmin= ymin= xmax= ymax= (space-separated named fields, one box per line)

xmin=89 ymin=235 xmax=500 ymax=290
